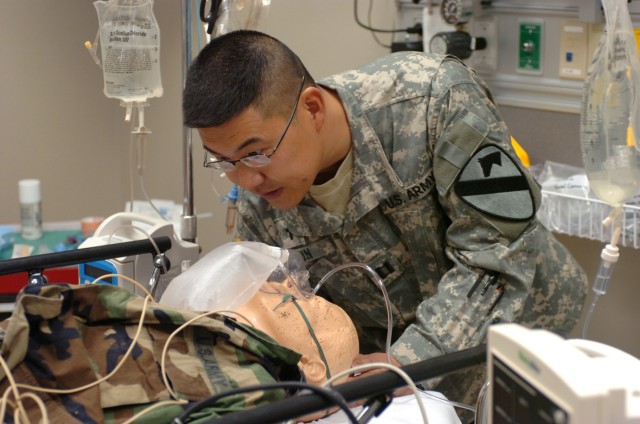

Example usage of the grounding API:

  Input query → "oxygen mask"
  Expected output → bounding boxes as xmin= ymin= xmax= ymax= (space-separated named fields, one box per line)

xmin=265 ymin=248 xmax=313 ymax=299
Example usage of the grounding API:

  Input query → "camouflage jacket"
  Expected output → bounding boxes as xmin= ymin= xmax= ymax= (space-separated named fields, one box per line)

xmin=235 ymin=52 xmax=587 ymax=364
xmin=0 ymin=283 xmax=301 ymax=423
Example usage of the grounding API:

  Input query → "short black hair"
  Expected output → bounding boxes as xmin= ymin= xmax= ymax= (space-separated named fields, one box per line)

xmin=183 ymin=30 xmax=315 ymax=128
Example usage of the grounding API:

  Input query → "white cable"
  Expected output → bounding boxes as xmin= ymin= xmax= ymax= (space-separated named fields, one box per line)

xmin=16 ymin=392 xmax=48 ymax=424
xmin=159 ymin=309 xmax=250 ymax=401
xmin=106 ymin=224 xmax=167 ymax=274
xmin=91 ymin=273 xmax=154 ymax=299
xmin=311 ymin=264 xmax=476 ymax=417
xmin=0 ymin=282 xmax=258 ymax=423
xmin=474 ymin=380 xmax=491 ymax=424
xmin=321 ymin=362 xmax=428 ymax=424
xmin=420 ymin=389 xmax=475 ymax=412
xmin=121 ymin=400 xmax=186 ymax=424
xmin=0 ymin=353 xmax=29 ymax=423
xmin=0 ymin=284 xmax=185 ymax=423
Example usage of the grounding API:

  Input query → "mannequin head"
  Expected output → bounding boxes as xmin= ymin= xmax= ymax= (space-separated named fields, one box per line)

xmin=235 ymin=281 xmax=359 ymax=386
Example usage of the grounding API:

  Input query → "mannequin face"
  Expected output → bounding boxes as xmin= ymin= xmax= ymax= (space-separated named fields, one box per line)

xmin=235 ymin=281 xmax=359 ymax=387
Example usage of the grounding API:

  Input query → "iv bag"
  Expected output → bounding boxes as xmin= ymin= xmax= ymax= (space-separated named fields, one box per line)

xmin=213 ymin=0 xmax=271 ymax=36
xmin=580 ymin=0 xmax=640 ymax=206
xmin=94 ymin=0 xmax=163 ymax=103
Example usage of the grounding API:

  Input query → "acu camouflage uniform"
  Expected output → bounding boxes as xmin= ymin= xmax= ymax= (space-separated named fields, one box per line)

xmin=235 ymin=51 xmax=588 ymax=410
xmin=0 ymin=283 xmax=301 ymax=423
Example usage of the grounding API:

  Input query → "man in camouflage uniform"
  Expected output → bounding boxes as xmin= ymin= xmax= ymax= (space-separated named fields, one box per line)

xmin=183 ymin=30 xmax=588 ymax=419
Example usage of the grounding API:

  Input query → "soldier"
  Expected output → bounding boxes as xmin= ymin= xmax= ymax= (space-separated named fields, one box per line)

xmin=182 ymin=30 xmax=588 ymax=421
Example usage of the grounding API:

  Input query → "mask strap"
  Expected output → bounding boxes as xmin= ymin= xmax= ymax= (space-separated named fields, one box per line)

xmin=274 ymin=294 xmax=332 ymax=381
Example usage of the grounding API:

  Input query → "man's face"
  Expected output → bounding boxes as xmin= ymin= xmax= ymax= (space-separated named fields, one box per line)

xmin=198 ymin=104 xmax=323 ymax=210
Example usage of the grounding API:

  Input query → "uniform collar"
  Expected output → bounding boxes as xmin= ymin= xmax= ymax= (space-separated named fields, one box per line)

xmin=323 ymin=83 xmax=404 ymax=231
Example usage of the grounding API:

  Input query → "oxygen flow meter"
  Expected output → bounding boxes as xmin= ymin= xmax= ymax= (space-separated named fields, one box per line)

xmin=429 ymin=0 xmax=485 ymax=60
xmin=429 ymin=31 xmax=487 ymax=59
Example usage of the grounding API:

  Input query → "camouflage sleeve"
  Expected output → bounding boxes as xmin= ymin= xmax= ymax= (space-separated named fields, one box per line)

xmin=391 ymin=59 xmax=548 ymax=364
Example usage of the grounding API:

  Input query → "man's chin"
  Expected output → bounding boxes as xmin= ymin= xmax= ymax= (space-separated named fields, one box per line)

xmin=261 ymin=189 xmax=302 ymax=210
xmin=265 ymin=198 xmax=298 ymax=210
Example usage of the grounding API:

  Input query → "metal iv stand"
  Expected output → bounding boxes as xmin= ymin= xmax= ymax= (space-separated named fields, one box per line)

xmin=180 ymin=0 xmax=197 ymax=244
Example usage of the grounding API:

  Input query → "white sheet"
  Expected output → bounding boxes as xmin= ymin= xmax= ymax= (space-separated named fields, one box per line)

xmin=310 ymin=391 xmax=462 ymax=424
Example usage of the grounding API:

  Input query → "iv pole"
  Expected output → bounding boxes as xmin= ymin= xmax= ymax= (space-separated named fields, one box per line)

xmin=180 ymin=0 xmax=197 ymax=244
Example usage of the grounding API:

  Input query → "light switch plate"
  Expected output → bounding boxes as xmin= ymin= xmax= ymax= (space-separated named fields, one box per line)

xmin=558 ymin=21 xmax=588 ymax=80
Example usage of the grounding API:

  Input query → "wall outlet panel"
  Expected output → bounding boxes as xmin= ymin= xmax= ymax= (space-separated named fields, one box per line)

xmin=394 ymin=1 xmax=640 ymax=113
xmin=468 ymin=16 xmax=498 ymax=72
xmin=558 ymin=21 xmax=588 ymax=80
xmin=518 ymin=19 xmax=544 ymax=75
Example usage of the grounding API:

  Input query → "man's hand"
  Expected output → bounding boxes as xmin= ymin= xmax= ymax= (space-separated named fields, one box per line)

xmin=347 ymin=352 xmax=414 ymax=398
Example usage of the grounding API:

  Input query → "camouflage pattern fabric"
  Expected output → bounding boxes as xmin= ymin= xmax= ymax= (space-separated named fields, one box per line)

xmin=0 ymin=283 xmax=302 ymax=423
xmin=235 ymin=51 xmax=588 ymax=413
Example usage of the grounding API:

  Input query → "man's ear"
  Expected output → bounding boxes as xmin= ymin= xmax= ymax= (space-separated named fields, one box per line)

xmin=299 ymin=355 xmax=327 ymax=386
xmin=297 ymin=356 xmax=340 ymax=422
xmin=300 ymin=87 xmax=326 ymax=132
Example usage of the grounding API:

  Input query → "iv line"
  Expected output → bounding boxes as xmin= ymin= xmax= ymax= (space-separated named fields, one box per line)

xmin=582 ymin=206 xmax=622 ymax=339
xmin=313 ymin=262 xmax=393 ymax=365
xmin=125 ymin=103 xmax=168 ymax=222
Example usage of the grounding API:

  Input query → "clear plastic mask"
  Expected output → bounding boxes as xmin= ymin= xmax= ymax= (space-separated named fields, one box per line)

xmin=265 ymin=248 xmax=312 ymax=299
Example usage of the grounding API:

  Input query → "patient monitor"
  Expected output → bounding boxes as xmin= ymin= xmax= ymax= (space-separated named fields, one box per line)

xmin=236 ymin=281 xmax=359 ymax=387
xmin=487 ymin=324 xmax=640 ymax=423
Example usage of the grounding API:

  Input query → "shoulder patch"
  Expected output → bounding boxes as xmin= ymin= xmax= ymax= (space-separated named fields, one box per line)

xmin=455 ymin=145 xmax=534 ymax=220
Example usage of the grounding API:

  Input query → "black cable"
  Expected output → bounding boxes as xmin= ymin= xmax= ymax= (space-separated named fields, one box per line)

xmin=353 ymin=0 xmax=412 ymax=33
xmin=174 ymin=382 xmax=359 ymax=424
xmin=367 ymin=0 xmax=392 ymax=49
xmin=207 ymin=344 xmax=487 ymax=424
xmin=199 ymin=0 xmax=221 ymax=34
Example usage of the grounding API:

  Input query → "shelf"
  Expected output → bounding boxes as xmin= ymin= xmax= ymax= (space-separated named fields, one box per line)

xmin=536 ymin=162 xmax=640 ymax=249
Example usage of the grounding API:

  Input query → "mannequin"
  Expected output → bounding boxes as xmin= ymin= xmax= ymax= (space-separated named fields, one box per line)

xmin=235 ymin=281 xmax=359 ymax=387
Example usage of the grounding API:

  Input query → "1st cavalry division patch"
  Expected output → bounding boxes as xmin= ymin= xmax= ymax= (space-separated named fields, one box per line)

xmin=455 ymin=144 xmax=534 ymax=220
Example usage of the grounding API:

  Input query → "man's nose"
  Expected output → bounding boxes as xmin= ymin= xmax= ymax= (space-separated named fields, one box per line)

xmin=231 ymin=163 xmax=266 ymax=190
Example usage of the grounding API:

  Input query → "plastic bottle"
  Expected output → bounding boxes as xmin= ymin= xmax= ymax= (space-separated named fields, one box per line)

xmin=19 ymin=179 xmax=42 ymax=240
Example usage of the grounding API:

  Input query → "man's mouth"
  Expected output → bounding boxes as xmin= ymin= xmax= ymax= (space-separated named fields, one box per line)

xmin=259 ymin=187 xmax=283 ymax=201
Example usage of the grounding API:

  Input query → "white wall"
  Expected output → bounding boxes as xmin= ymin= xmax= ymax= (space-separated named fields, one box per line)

xmin=0 ymin=0 xmax=396 ymax=255
xmin=0 ymin=1 xmax=123 ymax=222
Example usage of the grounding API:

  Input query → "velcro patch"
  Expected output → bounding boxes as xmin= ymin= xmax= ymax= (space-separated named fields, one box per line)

xmin=293 ymin=238 xmax=334 ymax=263
xmin=455 ymin=145 xmax=534 ymax=220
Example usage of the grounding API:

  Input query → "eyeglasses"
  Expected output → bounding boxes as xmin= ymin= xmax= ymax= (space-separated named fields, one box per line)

xmin=204 ymin=76 xmax=306 ymax=172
